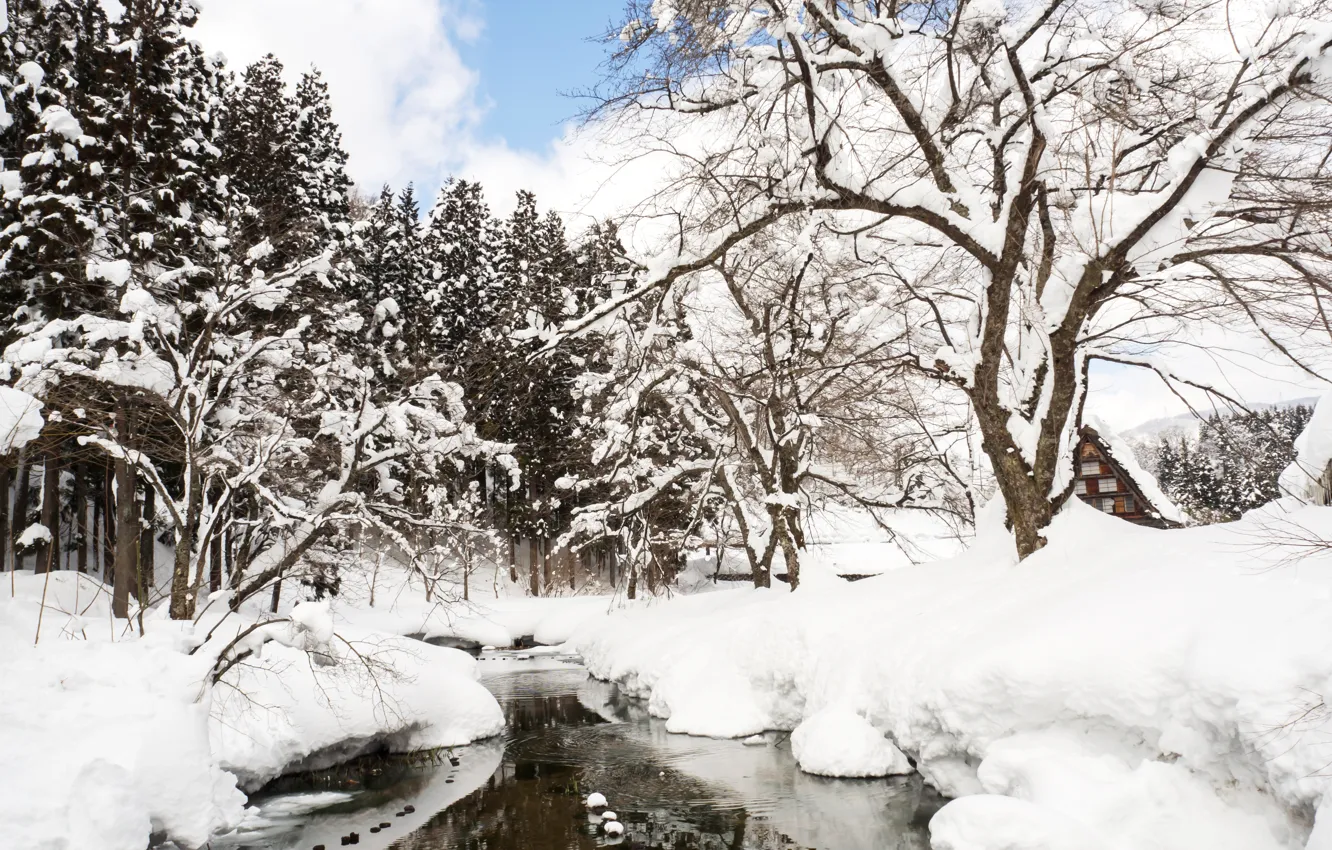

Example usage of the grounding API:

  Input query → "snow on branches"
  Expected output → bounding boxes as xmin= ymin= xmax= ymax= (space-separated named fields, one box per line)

xmin=578 ymin=0 xmax=1332 ymax=557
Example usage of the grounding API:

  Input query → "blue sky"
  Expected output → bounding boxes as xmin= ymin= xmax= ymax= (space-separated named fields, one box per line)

xmin=460 ymin=1 xmax=621 ymax=155
xmin=192 ymin=0 xmax=627 ymax=208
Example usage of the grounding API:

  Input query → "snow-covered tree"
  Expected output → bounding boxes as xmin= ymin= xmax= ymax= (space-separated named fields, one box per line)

xmin=291 ymin=67 xmax=353 ymax=246
xmin=221 ymin=54 xmax=302 ymax=266
xmin=574 ymin=0 xmax=1332 ymax=558
xmin=564 ymin=219 xmax=976 ymax=588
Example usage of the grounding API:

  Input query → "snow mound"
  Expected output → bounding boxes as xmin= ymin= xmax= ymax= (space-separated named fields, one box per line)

xmin=569 ymin=501 xmax=1332 ymax=849
xmin=791 ymin=707 xmax=911 ymax=777
xmin=212 ymin=631 xmax=504 ymax=789
xmin=930 ymin=794 xmax=1100 ymax=850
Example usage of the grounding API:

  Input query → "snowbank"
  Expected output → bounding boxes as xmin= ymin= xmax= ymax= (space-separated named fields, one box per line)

xmin=567 ymin=501 xmax=1332 ymax=849
xmin=212 ymin=629 xmax=503 ymax=789
xmin=0 ymin=571 xmax=505 ymax=849
xmin=791 ymin=707 xmax=912 ymax=777
xmin=1281 ymin=392 xmax=1332 ymax=504
xmin=0 ymin=573 xmax=242 ymax=850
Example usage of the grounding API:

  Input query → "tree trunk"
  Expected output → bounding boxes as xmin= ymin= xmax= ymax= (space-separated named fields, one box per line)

xmin=775 ymin=513 xmax=800 ymax=590
xmin=112 ymin=457 xmax=138 ymax=619
xmin=222 ymin=527 xmax=234 ymax=591
xmin=138 ymin=483 xmax=154 ymax=604
xmin=976 ymin=414 xmax=1059 ymax=560
xmin=508 ymin=534 xmax=518 ymax=584
xmin=209 ymin=532 xmax=222 ymax=593
xmin=92 ymin=482 xmax=101 ymax=575
xmin=527 ymin=537 xmax=540 ymax=596
xmin=102 ymin=461 xmax=116 ymax=577
xmin=541 ymin=537 xmax=551 ymax=591
xmin=35 ymin=447 xmax=60 ymax=575
xmin=72 ymin=462 xmax=87 ymax=573
xmin=168 ymin=464 xmax=200 ymax=620
xmin=12 ymin=450 xmax=30 ymax=568
xmin=0 ymin=462 xmax=10 ymax=573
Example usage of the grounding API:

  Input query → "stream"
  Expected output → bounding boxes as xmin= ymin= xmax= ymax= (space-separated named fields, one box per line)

xmin=215 ymin=651 xmax=944 ymax=850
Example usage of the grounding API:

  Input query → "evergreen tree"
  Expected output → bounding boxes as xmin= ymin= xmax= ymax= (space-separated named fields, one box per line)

xmin=291 ymin=68 xmax=352 ymax=244
xmin=98 ymin=0 xmax=229 ymax=280
xmin=220 ymin=54 xmax=301 ymax=265
xmin=0 ymin=0 xmax=108 ymax=335
xmin=418 ymin=178 xmax=498 ymax=370
xmin=1152 ymin=404 xmax=1316 ymax=523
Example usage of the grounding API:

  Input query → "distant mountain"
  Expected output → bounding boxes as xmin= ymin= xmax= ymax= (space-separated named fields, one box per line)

xmin=1123 ymin=397 xmax=1321 ymax=442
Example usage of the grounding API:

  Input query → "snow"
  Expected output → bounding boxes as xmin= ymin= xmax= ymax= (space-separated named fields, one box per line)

xmin=1280 ymin=392 xmax=1332 ymax=503
xmin=14 ymin=523 xmax=51 ymax=549
xmin=40 ymin=105 xmax=83 ymax=142
xmin=17 ymin=61 xmax=43 ymax=87
xmin=1085 ymin=414 xmax=1187 ymax=524
xmin=567 ymin=501 xmax=1332 ymax=849
xmin=0 ymin=385 xmax=44 ymax=453
xmin=288 ymin=599 xmax=335 ymax=646
xmin=790 ymin=707 xmax=912 ymax=777
xmin=0 ymin=571 xmax=506 ymax=850
xmin=586 ymin=792 xmax=608 ymax=808
xmin=89 ymin=259 xmax=133 ymax=287
xmin=212 ymin=632 xmax=504 ymax=789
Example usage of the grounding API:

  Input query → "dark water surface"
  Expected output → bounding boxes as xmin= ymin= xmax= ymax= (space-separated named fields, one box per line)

xmin=217 ymin=654 xmax=942 ymax=850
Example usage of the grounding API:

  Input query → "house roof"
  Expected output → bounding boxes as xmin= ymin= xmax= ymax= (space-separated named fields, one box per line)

xmin=1081 ymin=415 xmax=1187 ymax=526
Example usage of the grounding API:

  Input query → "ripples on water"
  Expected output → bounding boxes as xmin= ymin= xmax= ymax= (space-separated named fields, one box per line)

xmin=216 ymin=653 xmax=943 ymax=850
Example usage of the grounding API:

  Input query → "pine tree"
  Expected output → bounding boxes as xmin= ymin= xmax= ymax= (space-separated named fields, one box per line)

xmin=0 ymin=0 xmax=108 ymax=335
xmin=418 ymin=178 xmax=498 ymax=370
xmin=220 ymin=54 xmax=301 ymax=266
xmin=98 ymin=0 xmax=230 ymax=279
xmin=290 ymin=67 xmax=352 ymax=249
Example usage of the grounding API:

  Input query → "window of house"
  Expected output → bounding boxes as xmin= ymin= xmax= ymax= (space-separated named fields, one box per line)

xmin=1124 ymin=495 xmax=1135 ymax=513
xmin=1074 ymin=479 xmax=1088 ymax=495
xmin=1101 ymin=498 xmax=1116 ymax=513
xmin=1102 ymin=477 xmax=1119 ymax=493
xmin=1081 ymin=460 xmax=1102 ymax=476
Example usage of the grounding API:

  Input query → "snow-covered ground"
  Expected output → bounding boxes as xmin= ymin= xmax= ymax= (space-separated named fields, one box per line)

xmin=0 ymin=571 xmax=507 ymax=850
xmin=566 ymin=499 xmax=1332 ymax=850
xmin=15 ymin=490 xmax=1332 ymax=850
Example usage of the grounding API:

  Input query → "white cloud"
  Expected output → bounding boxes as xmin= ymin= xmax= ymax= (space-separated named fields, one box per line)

xmin=189 ymin=0 xmax=652 ymax=223
xmin=1086 ymin=328 xmax=1331 ymax=431
xmin=191 ymin=0 xmax=485 ymax=192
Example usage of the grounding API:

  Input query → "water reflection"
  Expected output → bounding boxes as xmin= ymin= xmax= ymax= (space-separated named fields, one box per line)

xmin=217 ymin=658 xmax=941 ymax=850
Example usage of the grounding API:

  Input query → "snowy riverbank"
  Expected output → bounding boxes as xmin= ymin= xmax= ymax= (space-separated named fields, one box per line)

xmin=0 ymin=573 xmax=508 ymax=850
xmin=566 ymin=500 xmax=1332 ymax=850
